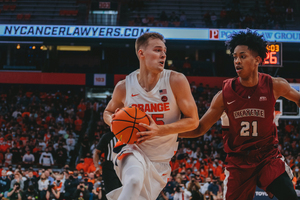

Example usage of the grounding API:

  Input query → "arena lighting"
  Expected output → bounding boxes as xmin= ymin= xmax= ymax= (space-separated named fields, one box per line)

xmin=32 ymin=46 xmax=36 ymax=49
xmin=226 ymin=49 xmax=231 ymax=55
xmin=16 ymin=44 xmax=20 ymax=49
xmin=56 ymin=46 xmax=91 ymax=51
xmin=40 ymin=46 xmax=43 ymax=50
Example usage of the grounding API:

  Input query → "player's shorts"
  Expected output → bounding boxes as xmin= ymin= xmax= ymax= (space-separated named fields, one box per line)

xmin=106 ymin=144 xmax=171 ymax=200
xmin=223 ymin=146 xmax=293 ymax=200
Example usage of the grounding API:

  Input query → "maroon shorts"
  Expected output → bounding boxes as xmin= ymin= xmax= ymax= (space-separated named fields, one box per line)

xmin=223 ymin=147 xmax=291 ymax=200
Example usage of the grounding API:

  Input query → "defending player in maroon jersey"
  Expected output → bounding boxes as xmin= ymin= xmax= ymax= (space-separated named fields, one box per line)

xmin=180 ymin=30 xmax=300 ymax=200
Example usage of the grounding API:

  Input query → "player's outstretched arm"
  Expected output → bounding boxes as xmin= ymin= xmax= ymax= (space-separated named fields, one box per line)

xmin=179 ymin=90 xmax=225 ymax=138
xmin=137 ymin=72 xmax=199 ymax=143
xmin=273 ymin=77 xmax=300 ymax=107
xmin=103 ymin=80 xmax=126 ymax=127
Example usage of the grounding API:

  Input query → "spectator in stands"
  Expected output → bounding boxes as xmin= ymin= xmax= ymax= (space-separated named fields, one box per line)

xmin=173 ymin=184 xmax=191 ymax=200
xmin=56 ymin=113 xmax=64 ymax=125
xmin=76 ymin=158 xmax=87 ymax=173
xmin=53 ymin=174 xmax=64 ymax=193
xmin=12 ymin=109 xmax=21 ymax=119
xmin=74 ymin=116 xmax=83 ymax=135
xmin=7 ymin=182 xmax=22 ymax=200
xmin=0 ymin=170 xmax=11 ymax=196
xmin=55 ymin=144 xmax=68 ymax=168
xmin=73 ymin=181 xmax=90 ymax=200
xmin=39 ymin=148 xmax=54 ymax=169
xmin=38 ymin=173 xmax=48 ymax=199
xmin=169 ymin=11 xmax=179 ymax=22
xmin=82 ymin=174 xmax=93 ymax=193
xmin=22 ymin=185 xmax=38 ymax=200
xmin=186 ymin=174 xmax=203 ymax=200
xmin=64 ymin=172 xmax=79 ymax=200
xmin=211 ymin=12 xmax=218 ymax=28
xmin=10 ymin=173 xmax=24 ymax=191
xmin=24 ymin=171 xmax=38 ymax=191
xmin=203 ymin=11 xmax=211 ymax=27
xmin=208 ymin=177 xmax=219 ymax=196
xmin=4 ymin=149 xmax=13 ymax=166
xmin=200 ymin=177 xmax=211 ymax=195
xmin=159 ymin=11 xmax=168 ymax=22
xmin=180 ymin=11 xmax=187 ymax=27
xmin=46 ymin=183 xmax=60 ymax=200
xmin=141 ymin=14 xmax=149 ymax=26
xmin=203 ymin=190 xmax=214 ymax=200
xmin=22 ymin=151 xmax=35 ymax=169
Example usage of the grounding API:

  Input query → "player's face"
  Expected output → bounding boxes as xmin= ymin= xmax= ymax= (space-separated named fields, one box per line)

xmin=141 ymin=38 xmax=166 ymax=72
xmin=232 ymin=45 xmax=260 ymax=79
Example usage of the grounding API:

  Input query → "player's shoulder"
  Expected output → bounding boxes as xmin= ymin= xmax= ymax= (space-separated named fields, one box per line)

xmin=271 ymin=76 xmax=291 ymax=91
xmin=169 ymin=70 xmax=188 ymax=84
xmin=114 ymin=79 xmax=126 ymax=93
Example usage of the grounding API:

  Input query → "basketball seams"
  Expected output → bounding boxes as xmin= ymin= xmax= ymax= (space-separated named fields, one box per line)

xmin=113 ymin=119 xmax=140 ymax=124
xmin=121 ymin=108 xmax=136 ymax=119
xmin=127 ymin=106 xmax=137 ymax=143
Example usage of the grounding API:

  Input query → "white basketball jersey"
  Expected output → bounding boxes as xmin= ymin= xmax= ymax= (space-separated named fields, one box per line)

xmin=124 ymin=69 xmax=181 ymax=161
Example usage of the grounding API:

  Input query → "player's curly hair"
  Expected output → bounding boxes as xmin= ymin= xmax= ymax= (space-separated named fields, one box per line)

xmin=225 ymin=29 xmax=268 ymax=61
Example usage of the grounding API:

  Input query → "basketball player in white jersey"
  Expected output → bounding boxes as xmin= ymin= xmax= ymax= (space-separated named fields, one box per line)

xmin=103 ymin=32 xmax=199 ymax=200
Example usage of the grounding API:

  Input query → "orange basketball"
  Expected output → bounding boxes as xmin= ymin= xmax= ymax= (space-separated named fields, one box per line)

xmin=112 ymin=106 xmax=150 ymax=144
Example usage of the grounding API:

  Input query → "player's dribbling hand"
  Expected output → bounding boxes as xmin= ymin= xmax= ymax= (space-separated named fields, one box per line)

xmin=137 ymin=114 xmax=159 ymax=144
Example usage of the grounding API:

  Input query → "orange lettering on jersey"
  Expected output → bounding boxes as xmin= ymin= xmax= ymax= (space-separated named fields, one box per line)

xmin=137 ymin=104 xmax=144 ymax=111
xmin=158 ymin=103 xmax=163 ymax=112
xmin=150 ymin=104 xmax=157 ymax=112
xmin=164 ymin=103 xmax=170 ymax=111
xmin=130 ymin=103 xmax=170 ymax=112
xmin=144 ymin=104 xmax=150 ymax=112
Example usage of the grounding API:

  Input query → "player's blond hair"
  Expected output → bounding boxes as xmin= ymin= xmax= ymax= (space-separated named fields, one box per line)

xmin=135 ymin=32 xmax=165 ymax=56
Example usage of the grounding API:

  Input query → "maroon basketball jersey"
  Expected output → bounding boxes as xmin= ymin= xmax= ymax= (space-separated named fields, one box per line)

xmin=222 ymin=73 xmax=277 ymax=154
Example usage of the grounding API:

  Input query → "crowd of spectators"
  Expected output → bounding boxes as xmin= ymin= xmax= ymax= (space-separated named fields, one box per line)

xmin=0 ymin=82 xmax=299 ymax=199
xmin=210 ymin=0 xmax=295 ymax=30
xmin=128 ymin=0 xmax=296 ymax=30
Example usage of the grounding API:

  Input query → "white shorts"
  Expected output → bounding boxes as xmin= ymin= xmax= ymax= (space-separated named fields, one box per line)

xmin=106 ymin=144 xmax=171 ymax=200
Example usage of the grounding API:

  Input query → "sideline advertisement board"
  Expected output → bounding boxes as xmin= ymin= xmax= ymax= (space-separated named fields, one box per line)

xmin=0 ymin=25 xmax=299 ymax=43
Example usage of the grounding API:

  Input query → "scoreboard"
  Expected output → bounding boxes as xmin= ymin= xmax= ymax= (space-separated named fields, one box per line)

xmin=261 ymin=42 xmax=282 ymax=67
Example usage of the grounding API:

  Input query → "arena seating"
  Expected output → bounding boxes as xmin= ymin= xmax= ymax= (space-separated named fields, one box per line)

xmin=0 ymin=0 xmax=80 ymax=24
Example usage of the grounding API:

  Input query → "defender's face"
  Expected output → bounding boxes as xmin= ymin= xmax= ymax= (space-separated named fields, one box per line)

xmin=232 ymin=45 xmax=260 ymax=79
xmin=141 ymin=38 xmax=166 ymax=72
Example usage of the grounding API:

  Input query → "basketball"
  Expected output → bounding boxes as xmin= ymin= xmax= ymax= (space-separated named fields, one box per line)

xmin=112 ymin=106 xmax=150 ymax=144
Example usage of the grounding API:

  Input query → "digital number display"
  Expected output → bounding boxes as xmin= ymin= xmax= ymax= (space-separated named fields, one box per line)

xmin=262 ymin=42 xmax=282 ymax=67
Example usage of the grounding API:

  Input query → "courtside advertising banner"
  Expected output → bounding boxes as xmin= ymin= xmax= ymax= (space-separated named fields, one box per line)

xmin=94 ymin=74 xmax=106 ymax=86
xmin=0 ymin=25 xmax=299 ymax=42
